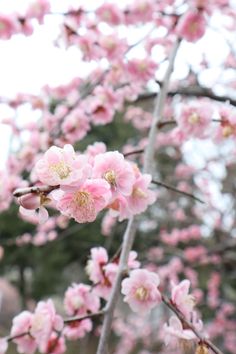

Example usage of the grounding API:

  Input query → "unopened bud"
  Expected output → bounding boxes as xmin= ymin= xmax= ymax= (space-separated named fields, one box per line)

xmin=18 ymin=193 xmax=41 ymax=210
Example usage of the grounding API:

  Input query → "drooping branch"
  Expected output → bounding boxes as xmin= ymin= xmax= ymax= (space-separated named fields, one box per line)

xmin=162 ymin=294 xmax=224 ymax=354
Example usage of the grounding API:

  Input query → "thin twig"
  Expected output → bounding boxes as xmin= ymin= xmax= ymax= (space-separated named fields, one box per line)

xmin=162 ymin=294 xmax=224 ymax=354
xmin=152 ymin=179 xmax=205 ymax=204
xmin=124 ymin=149 xmax=144 ymax=157
xmin=64 ymin=309 xmax=105 ymax=324
xmin=13 ymin=185 xmax=58 ymax=198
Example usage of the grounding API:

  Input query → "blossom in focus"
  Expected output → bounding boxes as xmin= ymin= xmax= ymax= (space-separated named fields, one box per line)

xmin=55 ymin=179 xmax=111 ymax=223
xmin=35 ymin=144 xmax=90 ymax=186
xmin=121 ymin=269 xmax=161 ymax=314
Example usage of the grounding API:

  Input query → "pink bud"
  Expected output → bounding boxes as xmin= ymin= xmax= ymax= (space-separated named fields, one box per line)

xmin=18 ymin=193 xmax=41 ymax=210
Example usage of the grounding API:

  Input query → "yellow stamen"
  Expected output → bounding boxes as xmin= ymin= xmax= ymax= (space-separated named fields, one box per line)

xmin=222 ymin=125 xmax=234 ymax=137
xmin=188 ymin=112 xmax=199 ymax=124
xmin=50 ymin=161 xmax=70 ymax=180
xmin=104 ymin=170 xmax=117 ymax=187
xmin=74 ymin=191 xmax=90 ymax=206
xmin=135 ymin=286 xmax=149 ymax=301
xmin=132 ymin=187 xmax=147 ymax=198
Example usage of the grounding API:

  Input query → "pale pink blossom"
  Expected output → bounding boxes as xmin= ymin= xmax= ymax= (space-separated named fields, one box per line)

xmin=26 ymin=0 xmax=50 ymax=23
xmin=63 ymin=319 xmax=92 ymax=340
xmin=92 ymin=151 xmax=135 ymax=197
xmin=85 ymin=142 xmax=107 ymax=164
xmin=171 ymin=280 xmax=195 ymax=319
xmin=108 ymin=195 xmax=132 ymax=221
xmin=98 ymin=35 xmax=127 ymax=61
xmin=163 ymin=316 xmax=196 ymax=348
xmin=127 ymin=58 xmax=157 ymax=83
xmin=86 ymin=247 xmax=108 ymax=285
xmin=30 ymin=300 xmax=63 ymax=353
xmin=121 ymin=269 xmax=161 ymax=314
xmin=11 ymin=311 xmax=37 ymax=354
xmin=0 ymin=14 xmax=19 ymax=40
xmin=55 ymin=179 xmax=112 ymax=223
xmin=61 ymin=108 xmax=90 ymax=143
xmin=176 ymin=103 xmax=212 ymax=138
xmin=126 ymin=174 xmax=156 ymax=215
xmin=64 ymin=283 xmax=100 ymax=316
xmin=44 ymin=333 xmax=66 ymax=354
xmin=0 ymin=338 xmax=8 ymax=354
xmin=176 ymin=10 xmax=207 ymax=42
xmin=96 ymin=3 xmax=124 ymax=25
xmin=35 ymin=144 xmax=90 ymax=186
xmin=125 ymin=0 xmax=155 ymax=24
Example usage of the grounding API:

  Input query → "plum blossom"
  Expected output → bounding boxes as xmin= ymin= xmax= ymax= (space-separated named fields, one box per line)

xmin=64 ymin=283 xmax=100 ymax=316
xmin=30 ymin=300 xmax=63 ymax=353
xmin=126 ymin=174 xmax=156 ymax=215
xmin=0 ymin=14 xmax=19 ymax=40
xmin=121 ymin=269 xmax=161 ymax=314
xmin=96 ymin=3 xmax=124 ymax=25
xmin=176 ymin=10 xmax=207 ymax=42
xmin=11 ymin=311 xmax=37 ymax=354
xmin=176 ymin=103 xmax=213 ymax=138
xmin=171 ymin=280 xmax=196 ymax=319
xmin=35 ymin=144 xmax=90 ymax=186
xmin=163 ymin=316 xmax=196 ymax=348
xmin=92 ymin=151 xmax=135 ymax=197
xmin=127 ymin=58 xmax=157 ymax=83
xmin=63 ymin=319 xmax=92 ymax=340
xmin=55 ymin=179 xmax=111 ymax=223
xmin=0 ymin=339 xmax=8 ymax=354
xmin=19 ymin=192 xmax=51 ymax=224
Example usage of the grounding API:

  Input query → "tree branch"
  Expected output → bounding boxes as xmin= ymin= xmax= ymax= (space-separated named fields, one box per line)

xmin=96 ymin=38 xmax=181 ymax=354
xmin=152 ymin=179 xmax=205 ymax=204
xmin=13 ymin=185 xmax=58 ymax=198
xmin=162 ymin=294 xmax=224 ymax=354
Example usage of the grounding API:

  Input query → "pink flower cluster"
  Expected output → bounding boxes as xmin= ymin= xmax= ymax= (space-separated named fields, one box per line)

xmin=18 ymin=144 xmax=156 ymax=224
xmin=11 ymin=300 xmax=64 ymax=354
xmin=86 ymin=247 xmax=140 ymax=299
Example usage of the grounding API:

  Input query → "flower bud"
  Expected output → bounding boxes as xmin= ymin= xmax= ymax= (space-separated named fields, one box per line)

xmin=18 ymin=193 xmax=41 ymax=210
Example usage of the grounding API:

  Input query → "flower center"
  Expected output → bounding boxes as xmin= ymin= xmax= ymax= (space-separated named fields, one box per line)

xmin=50 ymin=161 xmax=70 ymax=180
xmin=135 ymin=286 xmax=149 ymax=301
xmin=188 ymin=112 xmax=199 ymax=124
xmin=132 ymin=187 xmax=147 ymax=198
xmin=74 ymin=191 xmax=90 ymax=206
xmin=104 ymin=170 xmax=116 ymax=187
xmin=222 ymin=125 xmax=234 ymax=137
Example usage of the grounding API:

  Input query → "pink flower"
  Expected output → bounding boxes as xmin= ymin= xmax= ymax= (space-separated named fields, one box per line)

xmin=176 ymin=103 xmax=212 ymax=138
xmin=96 ymin=3 xmax=124 ymax=25
xmin=55 ymin=179 xmax=112 ymax=223
xmin=85 ymin=142 xmax=107 ymax=164
xmin=44 ymin=333 xmax=66 ymax=354
xmin=121 ymin=269 xmax=161 ymax=314
xmin=98 ymin=35 xmax=128 ymax=61
xmin=61 ymin=108 xmax=90 ymax=143
xmin=11 ymin=311 xmax=37 ymax=354
xmin=0 ymin=338 xmax=8 ymax=354
xmin=127 ymin=58 xmax=157 ymax=83
xmin=35 ymin=145 xmax=90 ymax=187
xmin=30 ymin=300 xmax=63 ymax=353
xmin=86 ymin=247 xmax=108 ymax=284
xmin=92 ymin=151 xmax=135 ymax=197
xmin=64 ymin=283 xmax=100 ymax=316
xmin=126 ymin=174 xmax=156 ymax=215
xmin=0 ymin=14 xmax=19 ymax=40
xmin=171 ymin=280 xmax=195 ymax=319
xmin=63 ymin=319 xmax=92 ymax=340
xmin=176 ymin=10 xmax=206 ymax=42
xmin=26 ymin=0 xmax=50 ymax=24
xmin=163 ymin=316 xmax=196 ymax=348
xmin=19 ymin=192 xmax=51 ymax=225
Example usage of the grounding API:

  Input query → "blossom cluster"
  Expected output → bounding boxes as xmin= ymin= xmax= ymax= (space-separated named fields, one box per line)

xmin=121 ymin=271 xmax=203 ymax=350
xmin=18 ymin=144 xmax=156 ymax=224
